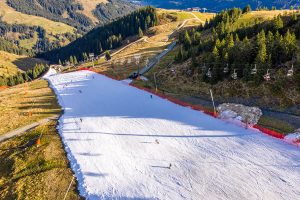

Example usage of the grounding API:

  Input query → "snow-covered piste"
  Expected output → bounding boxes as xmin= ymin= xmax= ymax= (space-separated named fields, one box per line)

xmin=45 ymin=69 xmax=300 ymax=200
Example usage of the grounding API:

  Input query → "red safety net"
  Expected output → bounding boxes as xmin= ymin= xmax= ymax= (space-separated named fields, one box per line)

xmin=253 ymin=125 xmax=285 ymax=139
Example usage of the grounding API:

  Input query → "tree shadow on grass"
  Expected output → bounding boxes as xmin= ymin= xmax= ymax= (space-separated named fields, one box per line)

xmin=13 ymin=57 xmax=48 ymax=71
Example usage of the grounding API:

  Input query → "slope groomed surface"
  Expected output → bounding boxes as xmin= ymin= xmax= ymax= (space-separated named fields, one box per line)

xmin=45 ymin=70 xmax=300 ymax=200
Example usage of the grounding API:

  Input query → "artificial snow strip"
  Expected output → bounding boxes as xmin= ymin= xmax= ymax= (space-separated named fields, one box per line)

xmin=45 ymin=70 xmax=300 ymax=200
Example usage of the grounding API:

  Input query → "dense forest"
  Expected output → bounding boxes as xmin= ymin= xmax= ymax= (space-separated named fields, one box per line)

xmin=39 ymin=6 xmax=158 ymax=63
xmin=0 ymin=64 xmax=49 ymax=86
xmin=175 ymin=6 xmax=300 ymax=85
xmin=93 ymin=0 xmax=139 ymax=25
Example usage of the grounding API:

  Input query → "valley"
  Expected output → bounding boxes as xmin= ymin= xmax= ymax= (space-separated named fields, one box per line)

xmin=0 ymin=0 xmax=140 ymax=83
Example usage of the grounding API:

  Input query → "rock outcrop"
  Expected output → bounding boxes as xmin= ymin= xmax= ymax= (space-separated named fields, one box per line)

xmin=217 ymin=103 xmax=263 ymax=125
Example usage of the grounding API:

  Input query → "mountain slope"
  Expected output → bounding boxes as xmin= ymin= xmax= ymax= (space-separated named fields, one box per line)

xmin=138 ymin=0 xmax=300 ymax=12
xmin=40 ymin=7 xmax=158 ymax=63
xmin=0 ymin=51 xmax=47 ymax=77
xmin=45 ymin=69 xmax=300 ymax=199
xmin=75 ymin=0 xmax=108 ymax=23
xmin=93 ymin=0 xmax=140 ymax=25
xmin=0 ymin=0 xmax=139 ymax=77
xmin=6 ymin=0 xmax=139 ymax=32
xmin=0 ymin=0 xmax=75 ymax=35
xmin=140 ymin=8 xmax=300 ymax=125
xmin=0 ymin=0 xmax=76 ymax=55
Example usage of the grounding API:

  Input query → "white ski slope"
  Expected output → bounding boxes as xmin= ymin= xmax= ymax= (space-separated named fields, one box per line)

xmin=45 ymin=70 xmax=300 ymax=200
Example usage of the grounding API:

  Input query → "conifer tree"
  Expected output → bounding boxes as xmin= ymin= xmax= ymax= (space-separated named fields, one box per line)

xmin=215 ymin=38 xmax=221 ymax=48
xmin=99 ymin=42 xmax=103 ymax=52
xmin=256 ymin=30 xmax=267 ymax=64
xmin=235 ymin=34 xmax=240 ymax=43
xmin=273 ymin=15 xmax=283 ymax=30
xmin=193 ymin=32 xmax=201 ymax=45
xmin=0 ymin=77 xmax=6 ymax=86
xmin=74 ymin=56 xmax=78 ymax=65
xmin=82 ymin=53 xmax=87 ymax=61
xmin=243 ymin=5 xmax=251 ymax=13
xmin=105 ymin=51 xmax=111 ymax=61
xmin=292 ymin=12 xmax=297 ymax=22
xmin=7 ymin=76 xmax=15 ymax=86
xmin=70 ymin=56 xmax=74 ymax=65
xmin=226 ymin=34 xmax=234 ymax=50
xmin=175 ymin=45 xmax=183 ymax=62
xmin=138 ymin=27 xmax=143 ymax=38
xmin=283 ymin=29 xmax=296 ymax=59
xmin=212 ymin=46 xmax=220 ymax=61
xmin=183 ymin=30 xmax=192 ymax=50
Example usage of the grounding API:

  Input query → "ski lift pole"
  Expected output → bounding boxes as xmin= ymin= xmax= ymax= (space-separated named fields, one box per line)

xmin=210 ymin=89 xmax=217 ymax=117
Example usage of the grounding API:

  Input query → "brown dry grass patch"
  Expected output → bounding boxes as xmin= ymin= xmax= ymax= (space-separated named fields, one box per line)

xmin=76 ymin=0 xmax=107 ymax=23
xmin=0 ymin=79 xmax=61 ymax=135
xmin=0 ymin=121 xmax=81 ymax=199
xmin=0 ymin=51 xmax=48 ymax=77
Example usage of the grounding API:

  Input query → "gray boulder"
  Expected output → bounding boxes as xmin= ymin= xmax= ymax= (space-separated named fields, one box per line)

xmin=217 ymin=103 xmax=263 ymax=125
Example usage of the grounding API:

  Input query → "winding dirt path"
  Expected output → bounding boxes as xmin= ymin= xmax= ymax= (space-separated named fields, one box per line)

xmin=0 ymin=115 xmax=59 ymax=142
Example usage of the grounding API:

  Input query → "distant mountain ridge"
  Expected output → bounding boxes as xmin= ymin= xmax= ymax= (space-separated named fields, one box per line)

xmin=136 ymin=0 xmax=300 ymax=12
xmin=6 ymin=0 xmax=139 ymax=32
xmin=0 ymin=0 xmax=140 ymax=55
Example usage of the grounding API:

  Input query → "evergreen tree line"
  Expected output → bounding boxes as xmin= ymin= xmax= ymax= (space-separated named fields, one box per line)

xmin=0 ymin=19 xmax=37 ymax=36
xmin=203 ymin=6 xmax=300 ymax=39
xmin=39 ymin=6 xmax=158 ymax=63
xmin=175 ymin=7 xmax=299 ymax=84
xmin=0 ymin=64 xmax=49 ymax=86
